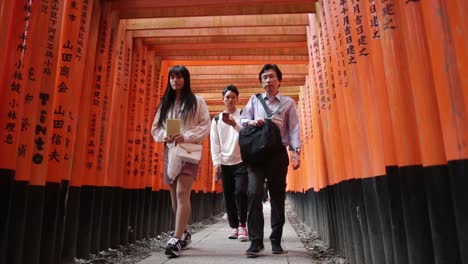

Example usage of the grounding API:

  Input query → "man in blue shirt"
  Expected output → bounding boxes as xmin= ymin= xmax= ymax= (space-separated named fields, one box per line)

xmin=240 ymin=64 xmax=301 ymax=257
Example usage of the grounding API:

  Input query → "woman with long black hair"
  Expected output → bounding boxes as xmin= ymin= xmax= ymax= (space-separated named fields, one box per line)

xmin=151 ymin=65 xmax=211 ymax=258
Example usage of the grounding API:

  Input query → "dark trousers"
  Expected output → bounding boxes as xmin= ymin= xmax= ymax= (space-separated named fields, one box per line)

xmin=247 ymin=147 xmax=289 ymax=243
xmin=221 ymin=163 xmax=248 ymax=228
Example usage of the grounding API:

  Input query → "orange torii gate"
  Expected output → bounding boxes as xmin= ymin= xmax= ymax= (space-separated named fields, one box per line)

xmin=0 ymin=1 xmax=467 ymax=264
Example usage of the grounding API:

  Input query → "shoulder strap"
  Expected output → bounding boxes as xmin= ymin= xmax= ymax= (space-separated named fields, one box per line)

xmin=256 ymin=94 xmax=273 ymax=118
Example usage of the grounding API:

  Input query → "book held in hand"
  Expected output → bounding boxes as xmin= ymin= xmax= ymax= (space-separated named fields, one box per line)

xmin=166 ymin=119 xmax=181 ymax=136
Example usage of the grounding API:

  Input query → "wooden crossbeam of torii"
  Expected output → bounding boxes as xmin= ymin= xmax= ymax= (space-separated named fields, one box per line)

xmin=143 ymin=36 xmax=307 ymax=45
xmin=126 ymin=14 xmax=309 ymax=29
xmin=132 ymin=26 xmax=307 ymax=38
xmin=191 ymin=80 xmax=306 ymax=89
xmin=188 ymin=64 xmax=308 ymax=75
xmin=111 ymin=0 xmax=316 ymax=18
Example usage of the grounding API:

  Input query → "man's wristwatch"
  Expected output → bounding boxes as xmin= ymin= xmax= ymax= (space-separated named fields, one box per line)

xmin=290 ymin=147 xmax=301 ymax=154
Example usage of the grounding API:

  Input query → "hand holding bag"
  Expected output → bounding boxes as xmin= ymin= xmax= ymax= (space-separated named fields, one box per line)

xmin=175 ymin=142 xmax=203 ymax=164
xmin=167 ymin=142 xmax=183 ymax=179
xmin=239 ymin=119 xmax=282 ymax=164
xmin=239 ymin=94 xmax=283 ymax=164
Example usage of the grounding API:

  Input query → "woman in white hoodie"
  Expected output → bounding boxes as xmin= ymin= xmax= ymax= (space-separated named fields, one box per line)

xmin=151 ymin=65 xmax=210 ymax=258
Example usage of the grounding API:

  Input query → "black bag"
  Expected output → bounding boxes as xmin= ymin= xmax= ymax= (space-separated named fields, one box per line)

xmin=239 ymin=94 xmax=283 ymax=164
xmin=239 ymin=119 xmax=283 ymax=164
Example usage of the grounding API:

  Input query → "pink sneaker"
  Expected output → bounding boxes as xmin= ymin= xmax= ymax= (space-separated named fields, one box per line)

xmin=238 ymin=226 xmax=248 ymax=241
xmin=229 ymin=228 xmax=238 ymax=239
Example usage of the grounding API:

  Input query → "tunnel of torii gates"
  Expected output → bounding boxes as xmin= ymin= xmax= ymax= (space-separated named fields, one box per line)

xmin=0 ymin=0 xmax=467 ymax=264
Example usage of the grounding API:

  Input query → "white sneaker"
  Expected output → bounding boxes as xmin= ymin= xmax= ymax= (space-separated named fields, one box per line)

xmin=165 ymin=237 xmax=182 ymax=257
xmin=238 ymin=226 xmax=248 ymax=241
xmin=228 ymin=228 xmax=238 ymax=239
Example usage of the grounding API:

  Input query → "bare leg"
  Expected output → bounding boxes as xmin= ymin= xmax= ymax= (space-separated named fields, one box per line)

xmin=169 ymin=181 xmax=178 ymax=216
xmin=173 ymin=174 xmax=194 ymax=239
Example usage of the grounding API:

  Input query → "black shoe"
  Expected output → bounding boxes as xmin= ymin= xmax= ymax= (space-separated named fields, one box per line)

xmin=245 ymin=241 xmax=264 ymax=257
xmin=180 ymin=231 xmax=192 ymax=250
xmin=271 ymin=240 xmax=284 ymax=254
xmin=165 ymin=237 xmax=182 ymax=258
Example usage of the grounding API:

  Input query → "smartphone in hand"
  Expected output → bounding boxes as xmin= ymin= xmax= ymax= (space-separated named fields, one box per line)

xmin=221 ymin=112 xmax=230 ymax=123
xmin=222 ymin=112 xmax=237 ymax=127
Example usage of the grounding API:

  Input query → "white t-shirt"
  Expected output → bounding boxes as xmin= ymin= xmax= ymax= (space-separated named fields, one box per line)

xmin=210 ymin=109 xmax=243 ymax=166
